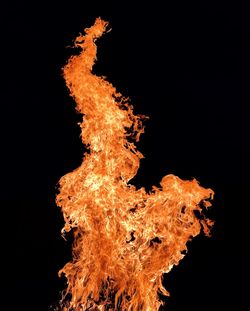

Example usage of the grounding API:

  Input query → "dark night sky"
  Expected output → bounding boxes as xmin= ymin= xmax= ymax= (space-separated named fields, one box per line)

xmin=2 ymin=1 xmax=250 ymax=310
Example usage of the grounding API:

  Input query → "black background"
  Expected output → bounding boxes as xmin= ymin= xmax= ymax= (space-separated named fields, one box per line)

xmin=2 ymin=0 xmax=250 ymax=310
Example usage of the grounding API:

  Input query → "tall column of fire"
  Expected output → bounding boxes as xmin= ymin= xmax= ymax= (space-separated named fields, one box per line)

xmin=56 ymin=18 xmax=214 ymax=310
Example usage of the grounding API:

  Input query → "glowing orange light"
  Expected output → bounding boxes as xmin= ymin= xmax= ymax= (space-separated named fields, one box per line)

xmin=56 ymin=18 xmax=214 ymax=310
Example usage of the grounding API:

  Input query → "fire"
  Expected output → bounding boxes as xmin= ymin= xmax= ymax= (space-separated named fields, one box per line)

xmin=56 ymin=18 xmax=214 ymax=310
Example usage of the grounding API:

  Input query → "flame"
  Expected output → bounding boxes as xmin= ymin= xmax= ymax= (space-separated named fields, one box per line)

xmin=56 ymin=18 xmax=214 ymax=310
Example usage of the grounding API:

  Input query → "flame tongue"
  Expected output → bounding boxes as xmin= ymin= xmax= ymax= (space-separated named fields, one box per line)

xmin=56 ymin=18 xmax=214 ymax=310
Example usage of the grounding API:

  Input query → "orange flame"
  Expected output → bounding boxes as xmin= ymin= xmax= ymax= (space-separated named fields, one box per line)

xmin=56 ymin=18 xmax=214 ymax=310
